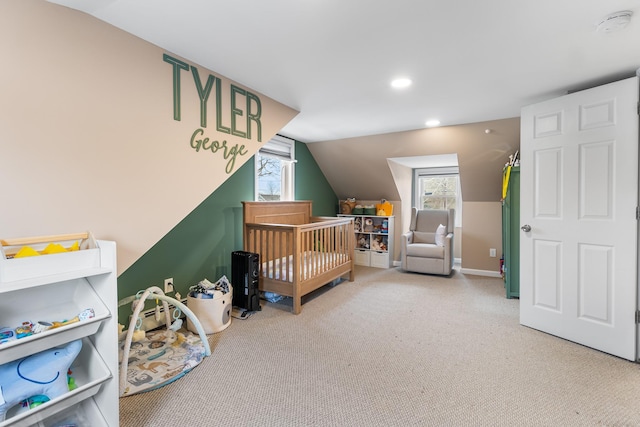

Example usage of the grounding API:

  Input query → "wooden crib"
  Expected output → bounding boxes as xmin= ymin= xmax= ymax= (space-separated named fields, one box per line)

xmin=243 ymin=201 xmax=355 ymax=314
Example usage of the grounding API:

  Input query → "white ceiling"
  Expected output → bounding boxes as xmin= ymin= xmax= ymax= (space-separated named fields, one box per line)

xmin=49 ymin=0 xmax=640 ymax=143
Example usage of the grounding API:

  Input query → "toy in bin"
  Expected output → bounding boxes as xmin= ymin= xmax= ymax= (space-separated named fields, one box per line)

xmin=0 ymin=309 xmax=95 ymax=346
xmin=0 ymin=340 xmax=82 ymax=421
xmin=0 ymin=327 xmax=16 ymax=344
xmin=15 ymin=321 xmax=33 ymax=338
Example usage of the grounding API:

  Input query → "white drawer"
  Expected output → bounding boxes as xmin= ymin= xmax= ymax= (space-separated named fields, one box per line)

xmin=370 ymin=251 xmax=389 ymax=268
xmin=354 ymin=249 xmax=371 ymax=266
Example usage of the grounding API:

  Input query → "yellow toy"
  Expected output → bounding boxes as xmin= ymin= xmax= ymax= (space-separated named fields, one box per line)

xmin=12 ymin=241 xmax=80 ymax=258
xmin=13 ymin=246 xmax=40 ymax=258
xmin=132 ymin=329 xmax=146 ymax=342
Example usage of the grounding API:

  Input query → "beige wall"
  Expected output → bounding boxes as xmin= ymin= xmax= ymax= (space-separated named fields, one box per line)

xmin=0 ymin=1 xmax=297 ymax=273
xmin=461 ymin=202 xmax=503 ymax=273
xmin=307 ymin=118 xmax=519 ymax=273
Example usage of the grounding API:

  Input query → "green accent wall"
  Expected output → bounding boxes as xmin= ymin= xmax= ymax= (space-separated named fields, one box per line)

xmin=117 ymin=140 xmax=337 ymax=324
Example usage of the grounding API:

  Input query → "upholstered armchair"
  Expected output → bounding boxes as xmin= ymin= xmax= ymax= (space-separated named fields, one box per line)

xmin=401 ymin=208 xmax=455 ymax=275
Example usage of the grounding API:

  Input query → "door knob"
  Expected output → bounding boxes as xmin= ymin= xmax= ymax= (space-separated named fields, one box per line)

xmin=521 ymin=224 xmax=531 ymax=232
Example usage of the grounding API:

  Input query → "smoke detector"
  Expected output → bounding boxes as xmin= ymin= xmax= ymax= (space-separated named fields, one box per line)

xmin=596 ymin=10 xmax=633 ymax=33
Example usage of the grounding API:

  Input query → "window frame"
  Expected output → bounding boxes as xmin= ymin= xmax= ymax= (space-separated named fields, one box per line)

xmin=255 ymin=135 xmax=295 ymax=201
xmin=413 ymin=166 xmax=462 ymax=228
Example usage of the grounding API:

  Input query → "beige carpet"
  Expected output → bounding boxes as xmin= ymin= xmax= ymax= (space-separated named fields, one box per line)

xmin=120 ymin=266 xmax=640 ymax=426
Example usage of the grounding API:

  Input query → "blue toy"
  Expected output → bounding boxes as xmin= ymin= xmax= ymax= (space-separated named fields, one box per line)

xmin=0 ymin=339 xmax=82 ymax=421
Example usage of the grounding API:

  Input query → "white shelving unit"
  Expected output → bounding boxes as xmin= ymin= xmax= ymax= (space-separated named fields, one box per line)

xmin=0 ymin=238 xmax=118 ymax=427
xmin=338 ymin=215 xmax=394 ymax=268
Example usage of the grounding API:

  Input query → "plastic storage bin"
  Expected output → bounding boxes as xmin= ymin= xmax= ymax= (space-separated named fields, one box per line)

xmin=0 ymin=232 xmax=101 ymax=283
xmin=186 ymin=287 xmax=232 ymax=334
xmin=1 ymin=337 xmax=110 ymax=427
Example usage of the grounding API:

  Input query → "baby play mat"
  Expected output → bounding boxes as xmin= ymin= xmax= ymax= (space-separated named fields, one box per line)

xmin=118 ymin=328 xmax=206 ymax=397
xmin=118 ymin=286 xmax=211 ymax=397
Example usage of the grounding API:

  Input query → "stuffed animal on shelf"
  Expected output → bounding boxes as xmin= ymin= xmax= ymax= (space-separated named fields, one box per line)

xmin=371 ymin=236 xmax=387 ymax=251
xmin=357 ymin=236 xmax=369 ymax=249
xmin=364 ymin=218 xmax=374 ymax=232
xmin=0 ymin=339 xmax=82 ymax=421
xmin=371 ymin=238 xmax=381 ymax=251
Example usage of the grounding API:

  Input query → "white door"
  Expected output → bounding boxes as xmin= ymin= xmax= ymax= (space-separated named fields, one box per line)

xmin=520 ymin=76 xmax=639 ymax=361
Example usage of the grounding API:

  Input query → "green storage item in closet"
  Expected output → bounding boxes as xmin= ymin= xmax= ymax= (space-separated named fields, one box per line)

xmin=502 ymin=166 xmax=519 ymax=299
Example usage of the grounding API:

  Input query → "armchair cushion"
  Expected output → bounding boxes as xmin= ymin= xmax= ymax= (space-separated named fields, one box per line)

xmin=413 ymin=231 xmax=435 ymax=244
xmin=406 ymin=243 xmax=444 ymax=258
xmin=435 ymin=224 xmax=447 ymax=246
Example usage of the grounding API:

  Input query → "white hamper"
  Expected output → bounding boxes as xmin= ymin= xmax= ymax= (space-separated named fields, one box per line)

xmin=187 ymin=286 xmax=232 ymax=334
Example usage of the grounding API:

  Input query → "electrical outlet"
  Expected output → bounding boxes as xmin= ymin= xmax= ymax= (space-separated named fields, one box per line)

xmin=164 ymin=277 xmax=174 ymax=293
xmin=489 ymin=248 xmax=497 ymax=258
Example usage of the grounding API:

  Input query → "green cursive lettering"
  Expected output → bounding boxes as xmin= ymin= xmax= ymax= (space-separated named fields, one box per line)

xmin=189 ymin=128 xmax=249 ymax=173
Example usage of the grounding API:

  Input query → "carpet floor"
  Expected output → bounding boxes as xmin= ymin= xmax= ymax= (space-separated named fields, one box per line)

xmin=120 ymin=265 xmax=640 ymax=426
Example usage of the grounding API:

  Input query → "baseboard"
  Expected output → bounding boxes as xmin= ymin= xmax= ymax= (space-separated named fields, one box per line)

xmin=459 ymin=268 xmax=502 ymax=278
xmin=132 ymin=298 xmax=188 ymax=331
xmin=393 ymin=259 xmax=462 ymax=268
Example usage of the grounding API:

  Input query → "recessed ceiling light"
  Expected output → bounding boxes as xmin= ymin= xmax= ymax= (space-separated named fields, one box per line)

xmin=391 ymin=78 xmax=412 ymax=89
xmin=425 ymin=119 xmax=441 ymax=127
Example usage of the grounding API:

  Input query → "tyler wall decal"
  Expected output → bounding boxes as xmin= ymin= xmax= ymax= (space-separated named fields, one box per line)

xmin=164 ymin=53 xmax=265 ymax=173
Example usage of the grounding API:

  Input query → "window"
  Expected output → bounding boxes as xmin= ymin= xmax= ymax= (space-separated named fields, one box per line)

xmin=255 ymin=135 xmax=295 ymax=201
xmin=414 ymin=167 xmax=462 ymax=227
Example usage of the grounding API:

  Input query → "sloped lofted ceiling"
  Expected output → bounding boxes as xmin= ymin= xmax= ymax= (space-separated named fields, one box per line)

xmin=47 ymin=0 xmax=640 ymax=143
xmin=306 ymin=117 xmax=521 ymax=202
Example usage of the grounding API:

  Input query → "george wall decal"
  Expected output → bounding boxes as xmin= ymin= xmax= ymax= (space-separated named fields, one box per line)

xmin=190 ymin=128 xmax=248 ymax=173
xmin=163 ymin=53 xmax=262 ymax=173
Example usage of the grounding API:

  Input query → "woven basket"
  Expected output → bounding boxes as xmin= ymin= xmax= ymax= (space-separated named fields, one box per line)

xmin=340 ymin=199 xmax=356 ymax=214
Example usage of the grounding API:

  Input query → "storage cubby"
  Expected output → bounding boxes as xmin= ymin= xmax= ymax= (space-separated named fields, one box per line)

xmin=0 ymin=238 xmax=118 ymax=427
xmin=339 ymin=214 xmax=394 ymax=268
xmin=355 ymin=233 xmax=370 ymax=249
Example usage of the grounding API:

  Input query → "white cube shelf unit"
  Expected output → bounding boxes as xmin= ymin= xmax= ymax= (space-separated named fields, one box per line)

xmin=0 ymin=237 xmax=118 ymax=427
xmin=338 ymin=215 xmax=394 ymax=268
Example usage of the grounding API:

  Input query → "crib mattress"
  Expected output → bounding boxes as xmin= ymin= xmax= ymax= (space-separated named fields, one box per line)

xmin=263 ymin=251 xmax=348 ymax=282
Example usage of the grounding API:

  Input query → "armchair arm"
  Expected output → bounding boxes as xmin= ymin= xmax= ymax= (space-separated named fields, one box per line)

xmin=443 ymin=232 xmax=454 ymax=272
xmin=402 ymin=231 xmax=414 ymax=245
xmin=401 ymin=231 xmax=414 ymax=269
